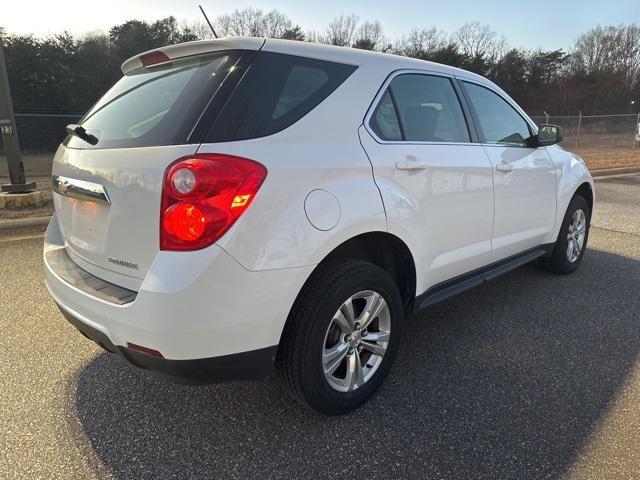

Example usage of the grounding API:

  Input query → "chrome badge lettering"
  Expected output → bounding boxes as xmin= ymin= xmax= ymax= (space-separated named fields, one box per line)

xmin=108 ymin=257 xmax=139 ymax=270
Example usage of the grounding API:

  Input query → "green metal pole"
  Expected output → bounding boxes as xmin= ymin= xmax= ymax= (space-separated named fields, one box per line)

xmin=0 ymin=41 xmax=35 ymax=193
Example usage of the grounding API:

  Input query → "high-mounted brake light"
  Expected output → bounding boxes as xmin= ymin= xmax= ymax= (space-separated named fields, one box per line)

xmin=160 ymin=154 xmax=267 ymax=251
xmin=141 ymin=51 xmax=170 ymax=67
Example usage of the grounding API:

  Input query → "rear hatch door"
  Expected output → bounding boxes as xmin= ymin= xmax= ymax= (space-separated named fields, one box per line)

xmin=52 ymin=47 xmax=255 ymax=289
xmin=53 ymin=144 xmax=199 ymax=289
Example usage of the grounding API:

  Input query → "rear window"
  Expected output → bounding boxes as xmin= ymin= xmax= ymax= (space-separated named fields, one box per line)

xmin=66 ymin=52 xmax=243 ymax=149
xmin=206 ymin=52 xmax=357 ymax=142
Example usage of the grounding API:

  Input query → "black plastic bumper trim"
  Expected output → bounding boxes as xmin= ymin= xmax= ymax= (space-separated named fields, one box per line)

xmin=57 ymin=303 xmax=277 ymax=384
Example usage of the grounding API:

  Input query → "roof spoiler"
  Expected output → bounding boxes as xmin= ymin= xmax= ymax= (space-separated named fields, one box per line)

xmin=120 ymin=37 xmax=265 ymax=75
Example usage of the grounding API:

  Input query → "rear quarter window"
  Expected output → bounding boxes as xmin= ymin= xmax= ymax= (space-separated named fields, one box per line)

xmin=206 ymin=52 xmax=357 ymax=142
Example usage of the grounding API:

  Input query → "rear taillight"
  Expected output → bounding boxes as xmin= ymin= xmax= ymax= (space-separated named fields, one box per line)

xmin=160 ymin=154 xmax=267 ymax=251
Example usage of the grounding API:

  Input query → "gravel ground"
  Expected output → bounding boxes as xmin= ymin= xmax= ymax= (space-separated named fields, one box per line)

xmin=1 ymin=175 xmax=639 ymax=479
xmin=573 ymin=147 xmax=640 ymax=171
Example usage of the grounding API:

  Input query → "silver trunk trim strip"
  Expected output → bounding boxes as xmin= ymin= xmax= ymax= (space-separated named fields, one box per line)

xmin=52 ymin=175 xmax=111 ymax=205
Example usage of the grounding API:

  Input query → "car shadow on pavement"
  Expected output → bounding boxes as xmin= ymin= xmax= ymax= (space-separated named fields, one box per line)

xmin=67 ymin=248 xmax=640 ymax=480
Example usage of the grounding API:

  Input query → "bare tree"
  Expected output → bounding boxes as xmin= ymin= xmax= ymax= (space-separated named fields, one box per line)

xmin=324 ymin=14 xmax=360 ymax=46
xmin=456 ymin=22 xmax=507 ymax=60
xmin=182 ymin=20 xmax=215 ymax=40
xmin=353 ymin=21 xmax=385 ymax=50
xmin=618 ymin=24 xmax=640 ymax=87
xmin=261 ymin=10 xmax=295 ymax=38
xmin=215 ymin=8 xmax=293 ymax=38
xmin=573 ymin=25 xmax=614 ymax=72
xmin=305 ymin=30 xmax=324 ymax=44
xmin=395 ymin=27 xmax=448 ymax=58
xmin=573 ymin=24 xmax=640 ymax=87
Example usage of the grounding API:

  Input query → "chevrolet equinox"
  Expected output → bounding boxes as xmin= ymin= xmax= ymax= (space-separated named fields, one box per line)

xmin=44 ymin=37 xmax=594 ymax=415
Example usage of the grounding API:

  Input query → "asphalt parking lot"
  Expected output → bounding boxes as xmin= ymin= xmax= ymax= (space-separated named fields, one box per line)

xmin=1 ymin=174 xmax=639 ymax=480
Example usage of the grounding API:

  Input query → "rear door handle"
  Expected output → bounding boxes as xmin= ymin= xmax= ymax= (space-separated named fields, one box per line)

xmin=496 ymin=163 xmax=514 ymax=173
xmin=396 ymin=158 xmax=427 ymax=171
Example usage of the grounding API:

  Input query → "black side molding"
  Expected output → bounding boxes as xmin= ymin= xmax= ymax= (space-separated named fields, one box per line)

xmin=415 ymin=244 xmax=554 ymax=311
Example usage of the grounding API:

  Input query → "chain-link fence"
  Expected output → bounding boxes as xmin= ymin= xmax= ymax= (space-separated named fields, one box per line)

xmin=2 ymin=112 xmax=640 ymax=181
xmin=13 ymin=113 xmax=83 ymax=152
xmin=531 ymin=113 xmax=640 ymax=149
xmin=0 ymin=113 xmax=82 ymax=179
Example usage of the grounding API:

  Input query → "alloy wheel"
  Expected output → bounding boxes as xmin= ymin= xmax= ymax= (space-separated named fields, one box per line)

xmin=566 ymin=208 xmax=587 ymax=263
xmin=322 ymin=290 xmax=391 ymax=392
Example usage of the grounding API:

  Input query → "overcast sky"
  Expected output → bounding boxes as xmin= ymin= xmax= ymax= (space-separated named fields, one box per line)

xmin=3 ymin=0 xmax=639 ymax=50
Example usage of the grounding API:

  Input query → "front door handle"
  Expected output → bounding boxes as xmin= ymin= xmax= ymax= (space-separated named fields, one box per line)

xmin=396 ymin=158 xmax=427 ymax=171
xmin=496 ymin=163 xmax=514 ymax=173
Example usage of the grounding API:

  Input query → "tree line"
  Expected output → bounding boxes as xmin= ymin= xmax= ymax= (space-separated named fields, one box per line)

xmin=1 ymin=10 xmax=639 ymax=116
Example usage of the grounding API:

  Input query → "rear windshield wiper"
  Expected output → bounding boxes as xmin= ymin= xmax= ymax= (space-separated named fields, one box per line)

xmin=66 ymin=124 xmax=99 ymax=146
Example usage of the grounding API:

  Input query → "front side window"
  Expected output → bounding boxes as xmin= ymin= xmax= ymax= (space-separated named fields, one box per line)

xmin=370 ymin=74 xmax=470 ymax=143
xmin=463 ymin=82 xmax=532 ymax=146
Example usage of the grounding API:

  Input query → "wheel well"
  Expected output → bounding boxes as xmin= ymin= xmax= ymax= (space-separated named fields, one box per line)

xmin=575 ymin=182 xmax=594 ymax=213
xmin=322 ymin=232 xmax=417 ymax=314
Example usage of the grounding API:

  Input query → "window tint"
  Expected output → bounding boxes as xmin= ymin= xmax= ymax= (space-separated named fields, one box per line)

xmin=463 ymin=82 xmax=531 ymax=146
xmin=370 ymin=91 xmax=402 ymax=141
xmin=272 ymin=65 xmax=329 ymax=119
xmin=67 ymin=52 xmax=242 ymax=149
xmin=376 ymin=74 xmax=470 ymax=143
xmin=207 ymin=52 xmax=356 ymax=142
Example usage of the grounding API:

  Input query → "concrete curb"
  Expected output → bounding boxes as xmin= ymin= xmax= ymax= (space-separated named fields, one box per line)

xmin=0 ymin=216 xmax=51 ymax=232
xmin=591 ymin=166 xmax=640 ymax=178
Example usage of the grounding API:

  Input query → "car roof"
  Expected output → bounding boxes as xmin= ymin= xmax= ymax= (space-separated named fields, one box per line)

xmin=120 ymin=36 xmax=488 ymax=84
xmin=263 ymin=37 xmax=480 ymax=78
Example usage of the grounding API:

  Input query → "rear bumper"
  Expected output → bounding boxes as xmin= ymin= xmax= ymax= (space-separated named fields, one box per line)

xmin=44 ymin=215 xmax=314 ymax=382
xmin=57 ymin=303 xmax=277 ymax=383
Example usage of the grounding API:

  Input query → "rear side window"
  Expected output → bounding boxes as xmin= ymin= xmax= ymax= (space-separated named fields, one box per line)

xmin=462 ymin=82 xmax=532 ymax=146
xmin=67 ymin=52 xmax=244 ymax=149
xmin=206 ymin=52 xmax=357 ymax=142
xmin=370 ymin=74 xmax=470 ymax=143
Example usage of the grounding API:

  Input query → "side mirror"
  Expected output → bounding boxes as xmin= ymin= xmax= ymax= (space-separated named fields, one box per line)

xmin=536 ymin=124 xmax=563 ymax=147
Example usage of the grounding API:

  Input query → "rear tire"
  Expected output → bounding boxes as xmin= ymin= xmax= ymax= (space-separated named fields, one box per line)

xmin=540 ymin=194 xmax=591 ymax=274
xmin=277 ymin=258 xmax=403 ymax=415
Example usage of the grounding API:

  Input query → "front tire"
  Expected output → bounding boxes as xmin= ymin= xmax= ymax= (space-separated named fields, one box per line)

xmin=277 ymin=258 xmax=403 ymax=415
xmin=540 ymin=194 xmax=591 ymax=274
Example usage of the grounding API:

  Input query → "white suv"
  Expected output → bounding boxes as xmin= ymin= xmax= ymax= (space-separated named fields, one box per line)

xmin=44 ymin=37 xmax=594 ymax=415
